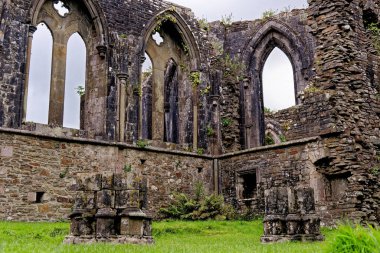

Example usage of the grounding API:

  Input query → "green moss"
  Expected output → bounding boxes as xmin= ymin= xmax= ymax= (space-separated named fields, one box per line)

xmin=190 ymin=71 xmax=201 ymax=88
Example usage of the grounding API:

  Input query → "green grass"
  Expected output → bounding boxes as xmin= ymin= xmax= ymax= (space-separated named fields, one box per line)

xmin=0 ymin=220 xmax=334 ymax=253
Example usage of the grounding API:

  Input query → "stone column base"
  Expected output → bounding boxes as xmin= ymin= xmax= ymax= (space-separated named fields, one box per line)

xmin=261 ymin=234 xmax=324 ymax=243
xmin=64 ymin=235 xmax=154 ymax=245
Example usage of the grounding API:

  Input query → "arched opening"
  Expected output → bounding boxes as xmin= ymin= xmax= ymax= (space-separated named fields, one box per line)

xmin=63 ymin=33 xmax=86 ymax=129
xmin=141 ymin=53 xmax=153 ymax=140
xmin=25 ymin=0 xmax=108 ymax=137
xmin=243 ymin=21 xmax=312 ymax=149
xmin=141 ymin=12 xmax=198 ymax=147
xmin=262 ymin=47 xmax=296 ymax=111
xmin=26 ymin=23 xmax=53 ymax=124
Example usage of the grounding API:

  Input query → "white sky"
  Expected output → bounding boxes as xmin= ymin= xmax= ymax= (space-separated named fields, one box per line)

xmin=27 ymin=0 xmax=308 ymax=128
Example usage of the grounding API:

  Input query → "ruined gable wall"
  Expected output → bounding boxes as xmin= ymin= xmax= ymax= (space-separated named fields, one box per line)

xmin=218 ymin=0 xmax=380 ymax=224
xmin=207 ymin=10 xmax=319 ymax=152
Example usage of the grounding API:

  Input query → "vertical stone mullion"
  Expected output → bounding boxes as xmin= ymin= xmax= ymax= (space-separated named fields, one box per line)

xmin=48 ymin=33 xmax=68 ymax=126
xmin=22 ymin=25 xmax=37 ymax=123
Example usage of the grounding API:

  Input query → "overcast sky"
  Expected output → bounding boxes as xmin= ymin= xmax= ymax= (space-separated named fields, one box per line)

xmin=27 ymin=0 xmax=308 ymax=128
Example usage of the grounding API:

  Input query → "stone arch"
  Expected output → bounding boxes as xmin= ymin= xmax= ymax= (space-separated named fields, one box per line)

xmin=265 ymin=119 xmax=285 ymax=145
xmin=29 ymin=0 xmax=107 ymax=43
xmin=137 ymin=9 xmax=201 ymax=149
xmin=242 ymin=19 xmax=313 ymax=148
xmin=140 ymin=9 xmax=201 ymax=70
xmin=24 ymin=0 xmax=108 ymax=138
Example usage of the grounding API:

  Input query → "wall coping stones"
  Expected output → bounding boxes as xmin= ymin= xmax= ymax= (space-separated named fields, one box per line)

xmin=0 ymin=127 xmax=213 ymax=159
xmin=0 ymin=127 xmax=328 ymax=160
xmin=217 ymin=136 xmax=322 ymax=159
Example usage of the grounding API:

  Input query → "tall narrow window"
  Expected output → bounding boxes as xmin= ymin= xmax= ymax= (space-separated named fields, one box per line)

xmin=262 ymin=47 xmax=295 ymax=111
xmin=26 ymin=23 xmax=53 ymax=124
xmin=63 ymin=33 xmax=86 ymax=129
xmin=141 ymin=53 xmax=153 ymax=140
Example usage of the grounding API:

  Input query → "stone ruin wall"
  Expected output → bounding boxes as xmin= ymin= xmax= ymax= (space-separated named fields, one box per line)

xmin=0 ymin=0 xmax=379 ymax=225
xmin=0 ymin=129 xmax=214 ymax=221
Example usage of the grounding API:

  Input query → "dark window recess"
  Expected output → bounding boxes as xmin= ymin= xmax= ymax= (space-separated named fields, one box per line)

xmin=197 ymin=167 xmax=203 ymax=173
xmin=36 ymin=192 xmax=45 ymax=203
xmin=140 ymin=159 xmax=146 ymax=165
xmin=363 ymin=9 xmax=378 ymax=29
xmin=241 ymin=173 xmax=257 ymax=199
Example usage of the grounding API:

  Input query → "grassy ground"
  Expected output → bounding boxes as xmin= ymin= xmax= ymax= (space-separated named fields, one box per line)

xmin=0 ymin=220 xmax=333 ymax=253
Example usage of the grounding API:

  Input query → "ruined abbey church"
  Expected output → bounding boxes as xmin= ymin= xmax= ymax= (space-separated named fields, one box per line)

xmin=0 ymin=0 xmax=379 ymax=226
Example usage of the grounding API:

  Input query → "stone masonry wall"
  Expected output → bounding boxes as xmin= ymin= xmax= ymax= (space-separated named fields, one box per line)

xmin=0 ymin=128 xmax=213 ymax=221
xmin=219 ymin=135 xmax=380 ymax=225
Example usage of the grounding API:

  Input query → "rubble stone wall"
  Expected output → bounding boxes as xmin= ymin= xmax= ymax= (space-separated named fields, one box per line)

xmin=0 ymin=128 xmax=214 ymax=221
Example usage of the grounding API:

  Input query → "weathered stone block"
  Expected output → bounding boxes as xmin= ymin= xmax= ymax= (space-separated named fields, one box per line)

xmin=303 ymin=215 xmax=320 ymax=235
xmin=73 ymin=173 xmax=102 ymax=191
xmin=102 ymin=172 xmax=114 ymax=190
xmin=128 ymin=219 xmax=144 ymax=237
xmin=73 ymin=192 xmax=95 ymax=211
xmin=296 ymin=188 xmax=315 ymax=214
xmin=96 ymin=218 xmax=116 ymax=238
xmin=264 ymin=187 xmax=288 ymax=215
xmin=70 ymin=217 xmax=94 ymax=236
xmin=286 ymin=214 xmax=302 ymax=235
xmin=263 ymin=215 xmax=285 ymax=235
xmin=114 ymin=173 xmax=135 ymax=190
xmin=115 ymin=190 xmax=140 ymax=209
xmin=96 ymin=190 xmax=115 ymax=209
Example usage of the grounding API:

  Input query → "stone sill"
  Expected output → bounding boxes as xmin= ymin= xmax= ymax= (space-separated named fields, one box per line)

xmin=0 ymin=127 xmax=213 ymax=160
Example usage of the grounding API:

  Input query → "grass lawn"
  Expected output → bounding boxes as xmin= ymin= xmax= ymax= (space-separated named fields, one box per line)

xmin=0 ymin=220 xmax=333 ymax=253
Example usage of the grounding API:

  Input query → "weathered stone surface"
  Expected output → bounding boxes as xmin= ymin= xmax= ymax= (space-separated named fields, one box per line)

xmin=66 ymin=173 xmax=153 ymax=245
xmin=0 ymin=0 xmax=379 ymax=230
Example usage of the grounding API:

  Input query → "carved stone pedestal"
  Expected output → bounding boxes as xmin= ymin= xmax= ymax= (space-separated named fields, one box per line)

xmin=261 ymin=187 xmax=324 ymax=243
xmin=64 ymin=173 xmax=153 ymax=245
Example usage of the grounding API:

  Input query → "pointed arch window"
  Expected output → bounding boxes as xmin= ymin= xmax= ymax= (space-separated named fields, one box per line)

xmin=140 ymin=11 xmax=200 ymax=148
xmin=63 ymin=33 xmax=86 ymax=129
xmin=24 ymin=0 xmax=107 ymax=137
xmin=262 ymin=47 xmax=296 ymax=111
xmin=26 ymin=23 xmax=53 ymax=124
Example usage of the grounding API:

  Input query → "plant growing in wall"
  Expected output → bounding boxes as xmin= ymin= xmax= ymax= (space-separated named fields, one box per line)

xmin=154 ymin=14 xmax=178 ymax=33
xmin=75 ymin=85 xmax=85 ymax=96
xmin=368 ymin=23 xmax=380 ymax=54
xmin=304 ymin=85 xmax=322 ymax=94
xmin=123 ymin=164 xmax=132 ymax=173
xmin=190 ymin=71 xmax=201 ymax=88
xmin=200 ymin=85 xmax=211 ymax=96
xmin=198 ymin=18 xmax=210 ymax=32
xmin=371 ymin=166 xmax=380 ymax=176
xmin=265 ymin=134 xmax=275 ymax=145
xmin=279 ymin=135 xmax=287 ymax=143
xmin=222 ymin=54 xmax=246 ymax=80
xmin=196 ymin=148 xmax=204 ymax=155
xmin=221 ymin=118 xmax=232 ymax=127
xmin=206 ymin=125 xmax=215 ymax=137
xmin=262 ymin=9 xmax=276 ymax=20
xmin=59 ymin=168 xmax=69 ymax=179
xmin=221 ymin=13 xmax=233 ymax=26
xmin=264 ymin=107 xmax=273 ymax=115
xmin=136 ymin=139 xmax=148 ymax=148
